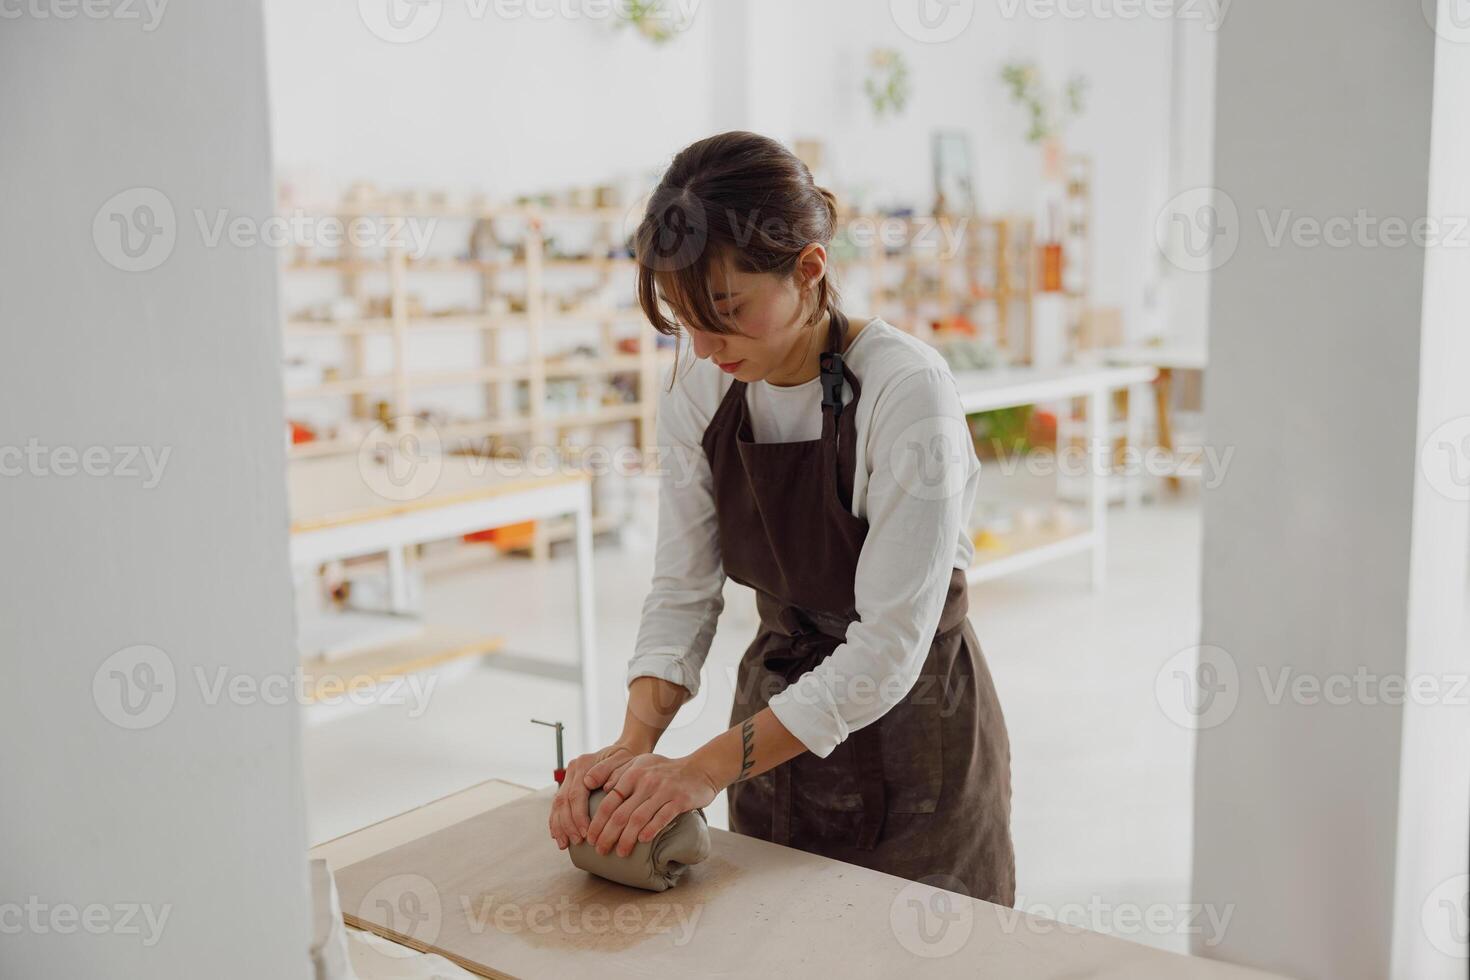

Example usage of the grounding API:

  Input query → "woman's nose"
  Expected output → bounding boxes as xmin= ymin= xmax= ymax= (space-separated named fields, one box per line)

xmin=688 ymin=329 xmax=722 ymax=360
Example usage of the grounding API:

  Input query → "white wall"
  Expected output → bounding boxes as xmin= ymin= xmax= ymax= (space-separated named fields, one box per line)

xmin=772 ymin=0 xmax=1175 ymax=338
xmin=263 ymin=1 xmax=718 ymax=198
xmin=1191 ymin=2 xmax=1457 ymax=978
xmin=263 ymin=0 xmax=1179 ymax=340
xmin=0 ymin=5 xmax=311 ymax=978
xmin=1161 ymin=13 xmax=1218 ymax=348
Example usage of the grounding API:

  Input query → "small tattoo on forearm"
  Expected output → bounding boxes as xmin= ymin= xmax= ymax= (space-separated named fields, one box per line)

xmin=736 ymin=719 xmax=756 ymax=782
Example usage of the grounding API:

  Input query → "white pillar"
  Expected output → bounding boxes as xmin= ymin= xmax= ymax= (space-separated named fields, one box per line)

xmin=1187 ymin=2 xmax=1467 ymax=979
xmin=0 ymin=5 xmax=311 ymax=978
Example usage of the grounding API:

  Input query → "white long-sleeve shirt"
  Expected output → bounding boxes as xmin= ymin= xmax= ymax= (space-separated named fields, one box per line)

xmin=625 ymin=316 xmax=980 ymax=759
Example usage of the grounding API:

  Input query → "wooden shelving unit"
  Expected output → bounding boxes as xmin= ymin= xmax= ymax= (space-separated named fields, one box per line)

xmin=831 ymin=211 xmax=1036 ymax=359
xmin=280 ymin=194 xmax=674 ymax=546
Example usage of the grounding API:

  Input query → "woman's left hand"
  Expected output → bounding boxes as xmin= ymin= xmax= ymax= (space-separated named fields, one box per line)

xmin=581 ymin=752 xmax=720 ymax=858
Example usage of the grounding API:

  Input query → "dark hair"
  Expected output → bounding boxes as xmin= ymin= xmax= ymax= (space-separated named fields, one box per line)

xmin=633 ymin=131 xmax=843 ymax=345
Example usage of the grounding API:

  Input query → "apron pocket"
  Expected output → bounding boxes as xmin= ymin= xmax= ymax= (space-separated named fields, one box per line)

xmin=788 ymin=673 xmax=944 ymax=815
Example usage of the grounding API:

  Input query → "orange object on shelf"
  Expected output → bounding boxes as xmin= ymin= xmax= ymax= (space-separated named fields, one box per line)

xmin=932 ymin=312 xmax=978 ymax=336
xmin=464 ymin=521 xmax=537 ymax=551
xmin=289 ymin=420 xmax=316 ymax=445
xmin=1039 ymin=242 xmax=1064 ymax=293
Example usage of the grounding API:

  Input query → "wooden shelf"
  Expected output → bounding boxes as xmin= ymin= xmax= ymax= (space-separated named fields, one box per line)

xmin=543 ymin=402 xmax=644 ymax=427
xmin=966 ymin=502 xmax=1094 ymax=584
xmin=287 ymin=375 xmax=396 ymax=399
xmin=301 ymin=625 xmax=505 ymax=704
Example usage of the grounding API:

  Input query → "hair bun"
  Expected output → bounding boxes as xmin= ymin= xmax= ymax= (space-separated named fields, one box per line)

xmin=816 ymin=185 xmax=839 ymax=234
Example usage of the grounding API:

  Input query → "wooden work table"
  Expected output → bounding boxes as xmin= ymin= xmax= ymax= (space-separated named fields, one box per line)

xmin=313 ymin=779 xmax=1290 ymax=980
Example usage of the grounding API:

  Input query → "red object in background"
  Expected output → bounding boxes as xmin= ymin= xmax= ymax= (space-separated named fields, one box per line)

xmin=463 ymin=521 xmax=537 ymax=549
xmin=289 ymin=420 xmax=316 ymax=444
xmin=1029 ymin=409 xmax=1058 ymax=447
xmin=933 ymin=312 xmax=978 ymax=336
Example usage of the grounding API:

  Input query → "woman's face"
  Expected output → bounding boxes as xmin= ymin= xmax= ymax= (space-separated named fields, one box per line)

xmin=679 ymin=245 xmax=827 ymax=385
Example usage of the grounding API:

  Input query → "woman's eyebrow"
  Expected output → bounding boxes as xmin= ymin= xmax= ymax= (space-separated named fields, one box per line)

xmin=712 ymin=290 xmax=742 ymax=301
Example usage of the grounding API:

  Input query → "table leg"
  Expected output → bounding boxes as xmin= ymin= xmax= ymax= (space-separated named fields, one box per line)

xmin=1126 ymin=382 xmax=1149 ymax=509
xmin=1088 ymin=387 xmax=1108 ymax=591
xmin=1154 ymin=367 xmax=1180 ymax=493
xmin=386 ymin=545 xmax=411 ymax=613
xmin=572 ymin=485 xmax=600 ymax=749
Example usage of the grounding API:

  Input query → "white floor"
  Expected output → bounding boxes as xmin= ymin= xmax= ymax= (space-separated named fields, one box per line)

xmin=305 ymin=472 xmax=1205 ymax=955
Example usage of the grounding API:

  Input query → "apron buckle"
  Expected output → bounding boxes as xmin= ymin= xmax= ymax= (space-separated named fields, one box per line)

xmin=819 ymin=351 xmax=845 ymax=418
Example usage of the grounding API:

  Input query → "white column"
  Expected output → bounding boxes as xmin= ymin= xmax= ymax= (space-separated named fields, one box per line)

xmin=1391 ymin=4 xmax=1470 ymax=975
xmin=0 ymin=5 xmax=311 ymax=978
xmin=1187 ymin=2 xmax=1465 ymax=979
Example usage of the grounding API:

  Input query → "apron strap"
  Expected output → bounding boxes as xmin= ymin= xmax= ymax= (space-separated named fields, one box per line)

xmin=819 ymin=310 xmax=863 ymax=516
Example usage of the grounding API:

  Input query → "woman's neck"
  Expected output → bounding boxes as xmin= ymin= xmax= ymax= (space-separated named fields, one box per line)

xmin=766 ymin=309 xmax=835 ymax=387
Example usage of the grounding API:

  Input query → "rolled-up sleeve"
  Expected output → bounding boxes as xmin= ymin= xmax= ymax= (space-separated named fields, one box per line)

xmin=625 ymin=361 xmax=726 ymax=699
xmin=766 ymin=367 xmax=978 ymax=758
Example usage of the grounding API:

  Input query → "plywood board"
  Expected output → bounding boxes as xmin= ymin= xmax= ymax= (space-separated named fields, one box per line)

xmin=289 ymin=454 xmax=585 ymax=533
xmin=301 ymin=627 xmax=503 ymax=703
xmin=333 ymin=787 xmax=1287 ymax=980
xmin=310 ymin=780 xmax=534 ymax=872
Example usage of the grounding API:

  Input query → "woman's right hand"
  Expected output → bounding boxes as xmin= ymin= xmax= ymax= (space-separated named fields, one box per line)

xmin=548 ymin=741 xmax=643 ymax=849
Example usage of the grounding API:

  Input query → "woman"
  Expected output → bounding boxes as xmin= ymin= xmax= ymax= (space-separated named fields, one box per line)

xmin=547 ymin=131 xmax=1015 ymax=904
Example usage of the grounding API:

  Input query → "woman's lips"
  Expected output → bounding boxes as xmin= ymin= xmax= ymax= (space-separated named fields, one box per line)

xmin=717 ymin=360 xmax=744 ymax=374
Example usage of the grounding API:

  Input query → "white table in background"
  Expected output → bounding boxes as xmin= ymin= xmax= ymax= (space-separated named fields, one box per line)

xmin=1094 ymin=344 xmax=1209 ymax=493
xmin=289 ymin=455 xmax=600 ymax=742
xmin=952 ymin=363 xmax=1158 ymax=590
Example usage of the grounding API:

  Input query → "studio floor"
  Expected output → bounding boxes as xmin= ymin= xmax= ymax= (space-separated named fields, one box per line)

xmin=305 ymin=471 xmax=1204 ymax=955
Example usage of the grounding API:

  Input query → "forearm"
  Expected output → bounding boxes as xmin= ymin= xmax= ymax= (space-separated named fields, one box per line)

xmin=618 ymin=676 xmax=692 ymax=754
xmin=688 ymin=706 xmax=807 ymax=790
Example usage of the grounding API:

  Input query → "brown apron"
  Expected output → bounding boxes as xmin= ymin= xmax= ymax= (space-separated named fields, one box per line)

xmin=704 ymin=309 xmax=1016 ymax=906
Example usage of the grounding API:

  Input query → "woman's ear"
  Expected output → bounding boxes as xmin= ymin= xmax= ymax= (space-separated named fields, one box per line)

xmin=796 ymin=242 xmax=827 ymax=291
